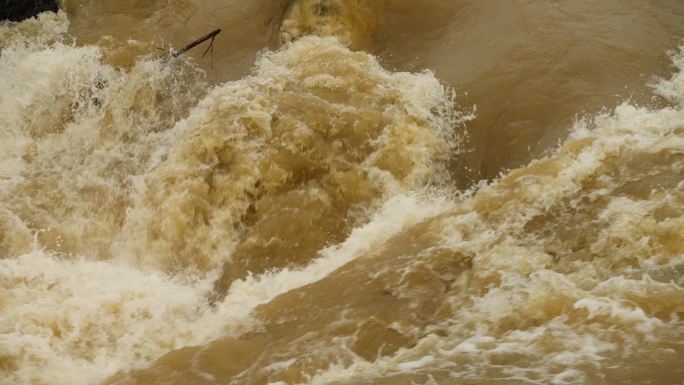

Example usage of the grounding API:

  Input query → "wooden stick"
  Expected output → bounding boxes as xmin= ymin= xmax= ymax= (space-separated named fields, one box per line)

xmin=171 ymin=28 xmax=222 ymax=58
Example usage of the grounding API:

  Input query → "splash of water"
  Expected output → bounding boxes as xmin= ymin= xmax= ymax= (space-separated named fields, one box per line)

xmin=1 ymin=6 xmax=683 ymax=385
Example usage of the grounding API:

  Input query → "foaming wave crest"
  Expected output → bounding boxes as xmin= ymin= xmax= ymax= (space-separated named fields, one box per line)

xmin=0 ymin=12 xmax=469 ymax=385
xmin=109 ymin=47 xmax=684 ymax=385
xmin=115 ymin=35 xmax=466 ymax=278
xmin=299 ymin=49 xmax=684 ymax=385
xmin=3 ymin=7 xmax=684 ymax=385
xmin=0 ymin=12 xmax=207 ymax=260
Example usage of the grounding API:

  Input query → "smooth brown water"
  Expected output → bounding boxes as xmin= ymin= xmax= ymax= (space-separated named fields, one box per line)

xmin=1 ymin=1 xmax=684 ymax=385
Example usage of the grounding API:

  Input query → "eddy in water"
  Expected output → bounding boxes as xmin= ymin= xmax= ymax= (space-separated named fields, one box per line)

xmin=1 ymin=1 xmax=683 ymax=385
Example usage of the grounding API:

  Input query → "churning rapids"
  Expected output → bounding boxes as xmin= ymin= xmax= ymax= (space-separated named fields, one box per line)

xmin=2 ymin=1 xmax=684 ymax=385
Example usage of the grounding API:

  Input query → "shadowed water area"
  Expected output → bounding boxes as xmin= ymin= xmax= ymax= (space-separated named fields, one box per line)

xmin=1 ymin=1 xmax=684 ymax=385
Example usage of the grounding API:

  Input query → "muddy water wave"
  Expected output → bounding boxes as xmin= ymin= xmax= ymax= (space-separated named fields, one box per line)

xmin=1 ymin=3 xmax=684 ymax=385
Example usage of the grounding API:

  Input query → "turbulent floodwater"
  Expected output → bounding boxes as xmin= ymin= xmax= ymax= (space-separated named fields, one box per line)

xmin=1 ymin=1 xmax=684 ymax=384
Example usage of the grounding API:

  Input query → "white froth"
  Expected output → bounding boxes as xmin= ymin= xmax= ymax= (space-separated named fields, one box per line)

xmin=0 ymin=192 xmax=449 ymax=385
xmin=0 ymin=250 xmax=212 ymax=385
xmin=201 ymin=193 xmax=453 ymax=339
xmin=3 ymin=8 xmax=684 ymax=385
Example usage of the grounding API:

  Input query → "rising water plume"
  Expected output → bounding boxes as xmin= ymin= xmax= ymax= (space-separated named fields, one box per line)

xmin=1 ymin=2 xmax=683 ymax=385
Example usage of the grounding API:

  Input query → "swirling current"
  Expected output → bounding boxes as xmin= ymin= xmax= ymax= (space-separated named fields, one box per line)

xmin=1 ymin=1 xmax=684 ymax=385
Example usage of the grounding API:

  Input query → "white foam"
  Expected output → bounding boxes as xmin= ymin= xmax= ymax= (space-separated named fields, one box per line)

xmin=397 ymin=355 xmax=434 ymax=371
xmin=0 ymin=250 xmax=213 ymax=385
xmin=262 ymin=358 xmax=297 ymax=372
xmin=200 ymin=193 xmax=453 ymax=339
xmin=3 ymin=7 xmax=684 ymax=385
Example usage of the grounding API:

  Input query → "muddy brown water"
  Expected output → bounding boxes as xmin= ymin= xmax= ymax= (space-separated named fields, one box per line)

xmin=1 ymin=1 xmax=683 ymax=384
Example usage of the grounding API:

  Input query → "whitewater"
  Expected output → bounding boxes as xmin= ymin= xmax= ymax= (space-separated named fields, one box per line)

xmin=1 ymin=2 xmax=683 ymax=385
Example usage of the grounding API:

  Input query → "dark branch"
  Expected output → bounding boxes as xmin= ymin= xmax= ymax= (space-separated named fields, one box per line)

xmin=171 ymin=28 xmax=222 ymax=58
